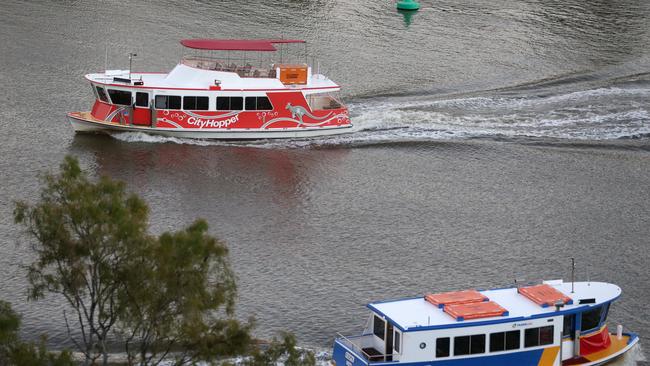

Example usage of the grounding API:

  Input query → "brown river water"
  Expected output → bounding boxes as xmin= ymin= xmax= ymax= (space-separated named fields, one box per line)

xmin=0 ymin=0 xmax=649 ymax=362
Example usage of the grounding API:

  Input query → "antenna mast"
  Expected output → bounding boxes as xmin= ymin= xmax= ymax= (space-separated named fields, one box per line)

xmin=128 ymin=52 xmax=137 ymax=81
xmin=571 ymin=257 xmax=575 ymax=293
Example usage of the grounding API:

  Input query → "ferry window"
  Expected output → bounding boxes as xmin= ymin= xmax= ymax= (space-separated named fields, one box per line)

xmin=216 ymin=97 xmax=243 ymax=111
xmin=245 ymin=97 xmax=256 ymax=110
xmin=581 ymin=306 xmax=603 ymax=332
xmin=394 ymin=330 xmax=401 ymax=353
xmin=183 ymin=96 xmax=209 ymax=111
xmin=155 ymin=95 xmax=181 ymax=110
xmin=244 ymin=96 xmax=273 ymax=111
xmin=257 ymin=96 xmax=273 ymax=110
xmin=436 ymin=337 xmax=450 ymax=358
xmin=505 ymin=330 xmax=520 ymax=350
xmin=524 ymin=326 xmax=554 ymax=348
xmin=169 ymin=96 xmax=181 ymax=109
xmin=454 ymin=336 xmax=470 ymax=356
xmin=216 ymin=97 xmax=229 ymax=110
xmin=231 ymin=97 xmax=243 ymax=110
xmin=601 ymin=304 xmax=610 ymax=323
xmin=539 ymin=326 xmax=554 ymax=345
xmin=490 ymin=332 xmax=505 ymax=352
xmin=470 ymin=334 xmax=485 ymax=354
xmin=563 ymin=315 xmax=574 ymax=338
xmin=524 ymin=328 xmax=539 ymax=348
xmin=95 ymin=86 xmax=109 ymax=103
xmin=135 ymin=92 xmax=148 ymax=107
xmin=107 ymin=89 xmax=132 ymax=105
xmin=373 ymin=315 xmax=385 ymax=340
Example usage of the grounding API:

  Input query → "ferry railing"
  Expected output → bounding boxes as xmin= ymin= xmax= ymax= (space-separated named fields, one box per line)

xmin=181 ymin=56 xmax=278 ymax=78
xmin=336 ymin=333 xmax=393 ymax=363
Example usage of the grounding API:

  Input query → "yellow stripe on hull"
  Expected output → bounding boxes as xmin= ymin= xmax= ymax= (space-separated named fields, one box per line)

xmin=538 ymin=346 xmax=560 ymax=366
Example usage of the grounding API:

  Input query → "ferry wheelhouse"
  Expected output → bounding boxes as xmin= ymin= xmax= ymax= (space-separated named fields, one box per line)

xmin=333 ymin=281 xmax=638 ymax=366
xmin=68 ymin=39 xmax=352 ymax=139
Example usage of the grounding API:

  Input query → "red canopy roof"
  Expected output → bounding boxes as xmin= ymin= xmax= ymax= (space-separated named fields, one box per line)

xmin=180 ymin=39 xmax=305 ymax=51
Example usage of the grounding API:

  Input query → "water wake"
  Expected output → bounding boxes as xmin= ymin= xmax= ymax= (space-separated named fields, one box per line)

xmin=110 ymin=86 xmax=650 ymax=148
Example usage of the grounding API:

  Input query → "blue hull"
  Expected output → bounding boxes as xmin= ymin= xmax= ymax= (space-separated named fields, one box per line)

xmin=333 ymin=333 xmax=638 ymax=366
xmin=333 ymin=340 xmax=546 ymax=366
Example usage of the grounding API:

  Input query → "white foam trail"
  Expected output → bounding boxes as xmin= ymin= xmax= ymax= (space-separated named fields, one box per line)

xmin=108 ymin=87 xmax=650 ymax=148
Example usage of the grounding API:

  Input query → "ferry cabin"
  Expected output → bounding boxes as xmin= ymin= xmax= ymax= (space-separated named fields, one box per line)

xmin=333 ymin=281 xmax=638 ymax=366
xmin=69 ymin=39 xmax=352 ymax=139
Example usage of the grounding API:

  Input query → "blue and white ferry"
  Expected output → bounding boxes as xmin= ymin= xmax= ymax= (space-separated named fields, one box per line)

xmin=333 ymin=280 xmax=638 ymax=366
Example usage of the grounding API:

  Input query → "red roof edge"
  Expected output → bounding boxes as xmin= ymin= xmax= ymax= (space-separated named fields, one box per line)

xmin=180 ymin=39 xmax=305 ymax=51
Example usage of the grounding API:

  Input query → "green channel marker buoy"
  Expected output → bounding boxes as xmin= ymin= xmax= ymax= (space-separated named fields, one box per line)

xmin=396 ymin=0 xmax=420 ymax=11
xmin=398 ymin=9 xmax=415 ymax=26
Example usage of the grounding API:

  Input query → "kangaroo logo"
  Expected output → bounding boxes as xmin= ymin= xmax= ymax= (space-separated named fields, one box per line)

xmin=286 ymin=103 xmax=332 ymax=124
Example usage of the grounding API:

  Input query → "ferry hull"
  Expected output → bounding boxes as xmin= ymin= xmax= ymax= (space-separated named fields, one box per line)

xmin=333 ymin=333 xmax=638 ymax=366
xmin=68 ymin=112 xmax=353 ymax=140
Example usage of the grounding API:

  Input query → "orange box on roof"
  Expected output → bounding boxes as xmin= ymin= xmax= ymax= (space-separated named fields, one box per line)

xmin=425 ymin=290 xmax=488 ymax=308
xmin=518 ymin=284 xmax=573 ymax=307
xmin=276 ymin=64 xmax=308 ymax=85
xmin=444 ymin=301 xmax=509 ymax=321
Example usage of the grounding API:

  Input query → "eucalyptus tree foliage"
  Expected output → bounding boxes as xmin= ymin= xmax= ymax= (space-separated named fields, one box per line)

xmin=0 ymin=300 xmax=74 ymax=366
xmin=13 ymin=157 xmax=248 ymax=366
xmin=14 ymin=156 xmax=314 ymax=366
xmin=14 ymin=156 xmax=149 ymax=365
xmin=118 ymin=219 xmax=251 ymax=366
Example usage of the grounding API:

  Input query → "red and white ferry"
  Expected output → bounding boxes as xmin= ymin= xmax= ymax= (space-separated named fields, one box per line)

xmin=68 ymin=39 xmax=352 ymax=139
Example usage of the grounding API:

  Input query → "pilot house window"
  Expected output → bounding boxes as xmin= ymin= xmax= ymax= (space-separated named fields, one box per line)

xmin=107 ymin=89 xmax=132 ymax=105
xmin=95 ymin=86 xmax=109 ymax=103
xmin=581 ymin=305 xmax=607 ymax=333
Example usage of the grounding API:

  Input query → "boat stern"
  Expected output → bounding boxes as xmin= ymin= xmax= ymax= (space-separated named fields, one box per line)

xmin=333 ymin=338 xmax=369 ymax=366
xmin=67 ymin=111 xmax=115 ymax=133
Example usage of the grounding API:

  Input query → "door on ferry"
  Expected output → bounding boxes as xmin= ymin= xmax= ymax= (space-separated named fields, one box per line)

xmin=132 ymin=91 xmax=152 ymax=126
xmin=563 ymin=314 xmax=576 ymax=358
xmin=385 ymin=323 xmax=393 ymax=361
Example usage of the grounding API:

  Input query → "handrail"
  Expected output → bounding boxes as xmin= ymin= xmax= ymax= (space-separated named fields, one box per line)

xmin=180 ymin=57 xmax=277 ymax=78
xmin=336 ymin=333 xmax=392 ymax=362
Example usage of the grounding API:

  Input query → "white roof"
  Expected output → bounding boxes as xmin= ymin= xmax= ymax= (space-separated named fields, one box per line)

xmin=369 ymin=281 xmax=621 ymax=331
xmin=85 ymin=64 xmax=339 ymax=92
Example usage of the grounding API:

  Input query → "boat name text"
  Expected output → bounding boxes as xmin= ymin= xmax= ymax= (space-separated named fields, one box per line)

xmin=187 ymin=115 xmax=239 ymax=128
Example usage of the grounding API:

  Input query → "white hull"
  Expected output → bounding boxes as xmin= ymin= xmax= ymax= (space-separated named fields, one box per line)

xmin=68 ymin=114 xmax=353 ymax=140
